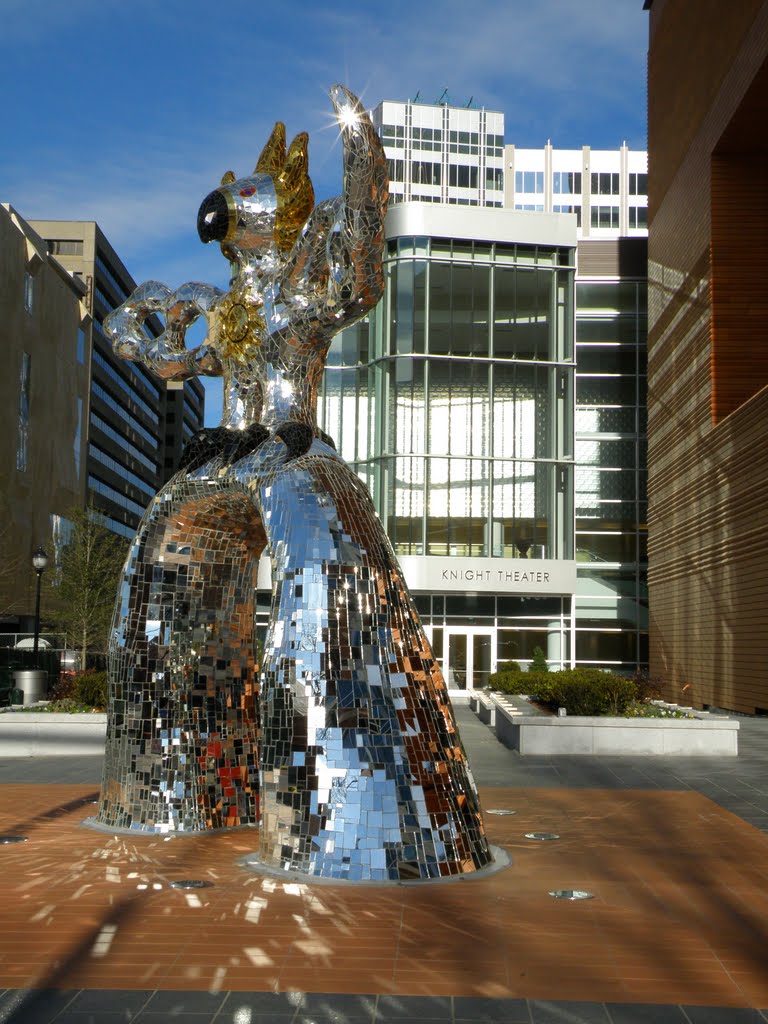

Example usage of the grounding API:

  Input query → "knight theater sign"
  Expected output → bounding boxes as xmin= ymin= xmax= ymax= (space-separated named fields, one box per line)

xmin=397 ymin=556 xmax=577 ymax=595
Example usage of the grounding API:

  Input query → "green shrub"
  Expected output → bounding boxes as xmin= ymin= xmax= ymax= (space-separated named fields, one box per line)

xmin=487 ymin=668 xmax=525 ymax=693
xmin=496 ymin=660 xmax=522 ymax=674
xmin=487 ymin=667 xmax=550 ymax=695
xmin=528 ymin=668 xmax=638 ymax=716
xmin=530 ymin=646 xmax=549 ymax=673
xmin=72 ymin=670 xmax=108 ymax=709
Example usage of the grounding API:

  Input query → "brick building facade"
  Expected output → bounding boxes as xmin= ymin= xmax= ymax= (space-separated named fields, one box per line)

xmin=646 ymin=0 xmax=768 ymax=712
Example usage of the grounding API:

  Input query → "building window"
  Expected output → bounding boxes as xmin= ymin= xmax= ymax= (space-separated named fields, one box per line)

xmin=47 ymin=239 xmax=84 ymax=256
xmin=76 ymin=326 xmax=86 ymax=364
xmin=23 ymin=271 xmax=34 ymax=314
xmin=387 ymin=158 xmax=404 ymax=182
xmin=484 ymin=134 xmax=504 ymax=157
xmin=381 ymin=123 xmax=405 ymax=146
xmin=590 ymin=206 xmax=620 ymax=228
xmin=553 ymin=172 xmax=582 ymax=195
xmin=449 ymin=165 xmax=479 ymax=189
xmin=50 ymin=513 xmax=74 ymax=572
xmin=515 ymin=171 xmax=544 ymax=193
xmin=554 ymin=204 xmax=582 ymax=227
xmin=629 ymin=173 xmax=648 ymax=196
xmin=16 ymin=352 xmax=31 ymax=471
xmin=412 ymin=127 xmax=442 ymax=152
xmin=590 ymin=172 xmax=620 ymax=196
xmin=629 ymin=207 xmax=648 ymax=229
xmin=412 ymin=161 xmax=441 ymax=185
xmin=485 ymin=168 xmax=503 ymax=190
xmin=448 ymin=130 xmax=479 ymax=155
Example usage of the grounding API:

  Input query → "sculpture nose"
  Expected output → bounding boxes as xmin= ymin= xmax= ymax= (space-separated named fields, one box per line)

xmin=197 ymin=190 xmax=230 ymax=243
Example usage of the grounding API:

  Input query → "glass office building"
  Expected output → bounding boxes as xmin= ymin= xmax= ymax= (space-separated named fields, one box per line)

xmin=319 ymin=204 xmax=578 ymax=689
xmin=573 ymin=261 xmax=648 ymax=672
xmin=346 ymin=100 xmax=650 ymax=690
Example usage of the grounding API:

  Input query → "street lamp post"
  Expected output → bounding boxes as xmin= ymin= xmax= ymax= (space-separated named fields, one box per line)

xmin=31 ymin=547 xmax=48 ymax=667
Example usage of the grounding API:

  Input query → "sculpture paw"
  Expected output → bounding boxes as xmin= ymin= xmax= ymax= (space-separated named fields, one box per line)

xmin=274 ymin=422 xmax=336 ymax=460
xmin=179 ymin=424 xmax=270 ymax=471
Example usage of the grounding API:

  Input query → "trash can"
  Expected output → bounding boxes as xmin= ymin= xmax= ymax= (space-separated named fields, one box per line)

xmin=12 ymin=669 xmax=48 ymax=705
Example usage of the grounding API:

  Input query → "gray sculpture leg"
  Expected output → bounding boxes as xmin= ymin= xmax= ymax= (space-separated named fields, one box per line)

xmin=97 ymin=462 xmax=265 ymax=832
xmin=236 ymin=440 xmax=492 ymax=880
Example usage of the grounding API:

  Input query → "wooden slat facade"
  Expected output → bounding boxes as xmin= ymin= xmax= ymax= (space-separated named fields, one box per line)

xmin=647 ymin=1 xmax=768 ymax=713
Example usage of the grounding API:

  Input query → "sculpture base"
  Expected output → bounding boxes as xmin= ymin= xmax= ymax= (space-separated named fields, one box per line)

xmin=238 ymin=844 xmax=511 ymax=886
xmin=80 ymin=816 xmax=259 ymax=838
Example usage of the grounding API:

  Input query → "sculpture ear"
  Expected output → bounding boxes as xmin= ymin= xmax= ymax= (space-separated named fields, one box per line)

xmin=220 ymin=170 xmax=236 ymax=186
xmin=281 ymin=132 xmax=309 ymax=190
xmin=256 ymin=122 xmax=287 ymax=177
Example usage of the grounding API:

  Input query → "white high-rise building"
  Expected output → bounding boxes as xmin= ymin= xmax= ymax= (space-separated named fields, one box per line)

xmin=370 ymin=98 xmax=648 ymax=238
xmin=311 ymin=99 xmax=651 ymax=686
xmin=507 ymin=145 xmax=648 ymax=237
xmin=371 ymin=99 xmax=505 ymax=207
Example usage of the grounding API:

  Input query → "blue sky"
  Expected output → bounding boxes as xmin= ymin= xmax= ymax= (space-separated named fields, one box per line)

xmin=1 ymin=0 xmax=648 ymax=426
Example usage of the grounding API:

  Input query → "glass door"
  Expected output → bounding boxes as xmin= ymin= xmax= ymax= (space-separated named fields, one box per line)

xmin=443 ymin=628 xmax=495 ymax=690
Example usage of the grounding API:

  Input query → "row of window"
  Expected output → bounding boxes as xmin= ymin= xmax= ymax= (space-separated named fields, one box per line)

xmin=394 ymin=194 xmax=503 ymax=208
xmin=387 ymin=236 xmax=574 ymax=266
xmin=90 ymin=411 xmax=158 ymax=474
xmin=381 ymin=125 xmax=504 ymax=150
xmin=88 ymin=474 xmax=148 ymax=520
xmin=88 ymin=442 xmax=156 ymax=498
xmin=91 ymin=380 xmax=158 ymax=447
xmin=387 ymin=160 xmax=504 ymax=190
xmin=514 ymin=203 xmax=646 ymax=229
xmin=48 ymin=238 xmax=84 ymax=256
xmin=515 ymin=171 xmax=648 ymax=197
xmin=92 ymin=322 xmax=161 ymax=401
xmin=95 ymin=253 xmax=131 ymax=305
xmin=92 ymin=349 xmax=160 ymax=425
xmin=101 ymin=515 xmax=135 ymax=539
xmin=183 ymin=395 xmax=202 ymax=426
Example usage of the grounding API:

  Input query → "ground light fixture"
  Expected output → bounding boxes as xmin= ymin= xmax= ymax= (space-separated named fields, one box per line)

xmin=169 ymin=880 xmax=213 ymax=889
xmin=0 ymin=836 xmax=29 ymax=844
xmin=525 ymin=832 xmax=560 ymax=840
xmin=31 ymin=546 xmax=48 ymax=664
xmin=486 ymin=809 xmax=516 ymax=815
xmin=549 ymin=889 xmax=594 ymax=900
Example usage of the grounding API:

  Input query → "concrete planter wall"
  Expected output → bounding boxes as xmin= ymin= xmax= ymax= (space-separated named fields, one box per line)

xmin=493 ymin=704 xmax=739 ymax=756
xmin=0 ymin=712 xmax=107 ymax=756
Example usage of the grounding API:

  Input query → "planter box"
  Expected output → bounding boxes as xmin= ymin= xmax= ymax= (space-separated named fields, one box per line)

xmin=494 ymin=706 xmax=739 ymax=756
xmin=0 ymin=712 xmax=107 ymax=756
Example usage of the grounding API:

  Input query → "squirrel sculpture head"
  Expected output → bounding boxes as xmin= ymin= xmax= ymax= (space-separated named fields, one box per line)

xmin=196 ymin=122 xmax=314 ymax=256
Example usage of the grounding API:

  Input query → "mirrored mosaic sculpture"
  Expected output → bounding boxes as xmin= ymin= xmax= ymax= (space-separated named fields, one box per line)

xmin=233 ymin=438 xmax=491 ymax=878
xmin=98 ymin=464 xmax=264 ymax=831
xmin=98 ymin=85 xmax=492 ymax=878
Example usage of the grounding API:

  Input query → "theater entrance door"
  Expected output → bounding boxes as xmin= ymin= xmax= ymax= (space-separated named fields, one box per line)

xmin=442 ymin=628 xmax=495 ymax=691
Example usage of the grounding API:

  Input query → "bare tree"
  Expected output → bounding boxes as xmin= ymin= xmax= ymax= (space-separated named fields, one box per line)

xmin=48 ymin=506 xmax=128 ymax=668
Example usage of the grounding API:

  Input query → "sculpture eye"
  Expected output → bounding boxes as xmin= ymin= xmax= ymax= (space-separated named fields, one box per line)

xmin=239 ymin=186 xmax=257 ymax=197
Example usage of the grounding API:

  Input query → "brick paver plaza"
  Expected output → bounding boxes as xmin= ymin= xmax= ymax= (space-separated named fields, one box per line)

xmin=1 ymin=707 xmax=768 ymax=1023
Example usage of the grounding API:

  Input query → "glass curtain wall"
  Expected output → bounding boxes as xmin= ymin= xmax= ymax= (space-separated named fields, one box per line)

xmin=574 ymin=279 xmax=648 ymax=670
xmin=319 ymin=234 xmax=575 ymax=681
xmin=321 ymin=236 xmax=575 ymax=562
